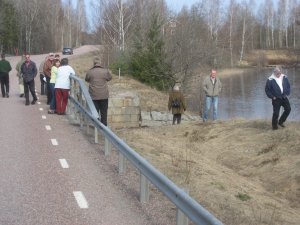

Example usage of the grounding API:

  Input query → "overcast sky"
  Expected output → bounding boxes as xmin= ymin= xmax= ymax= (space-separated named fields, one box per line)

xmin=165 ymin=0 xmax=199 ymax=12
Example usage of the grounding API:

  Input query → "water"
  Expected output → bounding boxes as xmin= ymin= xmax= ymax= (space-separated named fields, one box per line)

xmin=193 ymin=68 xmax=300 ymax=121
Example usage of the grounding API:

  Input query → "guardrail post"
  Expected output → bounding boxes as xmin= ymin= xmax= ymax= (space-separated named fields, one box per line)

xmin=140 ymin=174 xmax=149 ymax=203
xmin=79 ymin=90 xmax=83 ymax=128
xmin=95 ymin=127 xmax=98 ymax=144
xmin=104 ymin=137 xmax=111 ymax=156
xmin=176 ymin=188 xmax=189 ymax=225
xmin=118 ymin=152 xmax=126 ymax=174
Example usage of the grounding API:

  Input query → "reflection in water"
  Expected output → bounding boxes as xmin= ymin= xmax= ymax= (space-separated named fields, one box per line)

xmin=219 ymin=68 xmax=300 ymax=121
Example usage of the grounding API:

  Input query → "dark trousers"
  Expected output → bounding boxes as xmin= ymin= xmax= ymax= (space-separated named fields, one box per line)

xmin=24 ymin=79 xmax=37 ymax=103
xmin=93 ymin=99 xmax=108 ymax=126
xmin=46 ymin=76 xmax=51 ymax=104
xmin=55 ymin=88 xmax=69 ymax=114
xmin=0 ymin=73 xmax=9 ymax=97
xmin=272 ymin=98 xmax=291 ymax=129
xmin=173 ymin=113 xmax=182 ymax=125
xmin=39 ymin=74 xmax=46 ymax=95
xmin=49 ymin=83 xmax=56 ymax=110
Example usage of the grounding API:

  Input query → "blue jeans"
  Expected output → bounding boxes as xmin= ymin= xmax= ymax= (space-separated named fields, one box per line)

xmin=203 ymin=96 xmax=218 ymax=121
xmin=49 ymin=83 xmax=56 ymax=110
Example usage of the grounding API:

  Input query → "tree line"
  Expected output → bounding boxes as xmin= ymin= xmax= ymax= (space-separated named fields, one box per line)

xmin=0 ymin=0 xmax=87 ymax=54
xmin=93 ymin=0 xmax=300 ymax=90
xmin=1 ymin=0 xmax=300 ymax=90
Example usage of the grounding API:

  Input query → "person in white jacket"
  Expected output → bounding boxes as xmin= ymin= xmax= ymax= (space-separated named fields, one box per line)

xmin=54 ymin=58 xmax=75 ymax=115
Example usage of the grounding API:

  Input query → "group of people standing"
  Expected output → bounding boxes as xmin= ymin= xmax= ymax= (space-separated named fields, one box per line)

xmin=2 ymin=51 xmax=112 ymax=126
xmin=38 ymin=52 xmax=75 ymax=115
xmin=0 ymin=51 xmax=292 ymax=129
xmin=168 ymin=67 xmax=291 ymax=130
xmin=13 ymin=52 xmax=75 ymax=112
xmin=39 ymin=53 xmax=112 ymax=125
xmin=168 ymin=69 xmax=222 ymax=125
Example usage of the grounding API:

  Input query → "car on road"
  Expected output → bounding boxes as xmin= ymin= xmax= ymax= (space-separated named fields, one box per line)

xmin=62 ymin=47 xmax=73 ymax=55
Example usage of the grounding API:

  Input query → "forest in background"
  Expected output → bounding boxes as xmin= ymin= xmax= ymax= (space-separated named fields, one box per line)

xmin=1 ymin=0 xmax=300 ymax=89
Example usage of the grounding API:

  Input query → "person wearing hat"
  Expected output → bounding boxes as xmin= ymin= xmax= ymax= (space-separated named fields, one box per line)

xmin=85 ymin=56 xmax=112 ymax=126
xmin=43 ymin=53 xmax=55 ymax=104
xmin=202 ymin=69 xmax=222 ymax=122
xmin=265 ymin=66 xmax=291 ymax=130
xmin=0 ymin=53 xmax=12 ymax=98
xmin=168 ymin=84 xmax=186 ymax=125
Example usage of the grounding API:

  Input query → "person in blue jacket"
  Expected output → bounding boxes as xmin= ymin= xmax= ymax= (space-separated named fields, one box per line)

xmin=265 ymin=67 xmax=291 ymax=130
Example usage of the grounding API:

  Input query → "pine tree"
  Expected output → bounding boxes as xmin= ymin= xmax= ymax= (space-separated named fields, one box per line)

xmin=130 ymin=13 xmax=173 ymax=90
xmin=0 ymin=0 xmax=19 ymax=53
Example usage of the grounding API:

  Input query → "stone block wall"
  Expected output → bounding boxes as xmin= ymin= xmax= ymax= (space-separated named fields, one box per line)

xmin=108 ymin=91 xmax=141 ymax=129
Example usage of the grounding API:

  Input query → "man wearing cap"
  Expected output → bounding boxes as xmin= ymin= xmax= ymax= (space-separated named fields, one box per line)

xmin=265 ymin=67 xmax=291 ymax=130
xmin=85 ymin=57 xmax=112 ymax=126
xmin=43 ymin=53 xmax=54 ymax=104
xmin=202 ymin=69 xmax=222 ymax=122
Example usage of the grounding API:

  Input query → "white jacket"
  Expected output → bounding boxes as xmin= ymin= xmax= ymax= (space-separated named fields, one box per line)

xmin=55 ymin=65 xmax=75 ymax=89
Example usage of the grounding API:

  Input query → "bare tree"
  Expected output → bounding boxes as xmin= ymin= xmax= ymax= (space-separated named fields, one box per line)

xmin=75 ymin=0 xmax=87 ymax=47
xmin=94 ymin=0 xmax=134 ymax=51
xmin=14 ymin=0 xmax=39 ymax=53
xmin=228 ymin=0 xmax=237 ymax=67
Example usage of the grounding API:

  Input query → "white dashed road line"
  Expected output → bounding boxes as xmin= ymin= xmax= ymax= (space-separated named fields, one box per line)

xmin=45 ymin=125 xmax=51 ymax=131
xmin=42 ymin=115 xmax=46 ymax=119
xmin=51 ymin=139 xmax=58 ymax=146
xmin=59 ymin=159 xmax=69 ymax=168
xmin=73 ymin=191 xmax=89 ymax=209
xmin=39 ymin=108 xmax=43 ymax=111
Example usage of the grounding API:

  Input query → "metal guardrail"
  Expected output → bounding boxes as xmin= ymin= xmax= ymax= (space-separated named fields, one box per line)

xmin=68 ymin=74 xmax=224 ymax=225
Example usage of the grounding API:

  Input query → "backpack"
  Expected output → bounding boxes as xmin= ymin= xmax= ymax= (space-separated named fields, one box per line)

xmin=172 ymin=99 xmax=180 ymax=108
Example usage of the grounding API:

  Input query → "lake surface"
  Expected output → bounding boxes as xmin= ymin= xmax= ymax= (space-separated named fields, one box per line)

xmin=192 ymin=68 xmax=300 ymax=121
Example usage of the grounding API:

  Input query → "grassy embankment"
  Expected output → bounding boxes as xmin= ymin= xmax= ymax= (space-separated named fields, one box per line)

xmin=70 ymin=49 xmax=300 ymax=225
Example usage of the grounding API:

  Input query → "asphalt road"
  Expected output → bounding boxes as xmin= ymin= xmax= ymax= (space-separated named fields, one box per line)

xmin=0 ymin=48 xmax=156 ymax=225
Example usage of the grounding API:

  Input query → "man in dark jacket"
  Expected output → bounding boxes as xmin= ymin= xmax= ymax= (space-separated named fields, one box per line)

xmin=0 ymin=53 xmax=12 ymax=98
xmin=265 ymin=67 xmax=291 ymax=130
xmin=21 ymin=54 xmax=38 ymax=105
xmin=85 ymin=57 xmax=112 ymax=126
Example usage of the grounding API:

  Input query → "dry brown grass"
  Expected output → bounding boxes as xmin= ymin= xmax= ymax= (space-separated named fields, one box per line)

xmin=244 ymin=49 xmax=298 ymax=66
xmin=115 ymin=120 xmax=300 ymax=225
xmin=70 ymin=49 xmax=300 ymax=225
xmin=68 ymin=51 xmax=99 ymax=77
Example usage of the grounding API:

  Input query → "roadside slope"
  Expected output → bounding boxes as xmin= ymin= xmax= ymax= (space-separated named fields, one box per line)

xmin=115 ymin=120 xmax=300 ymax=225
xmin=69 ymin=46 xmax=300 ymax=225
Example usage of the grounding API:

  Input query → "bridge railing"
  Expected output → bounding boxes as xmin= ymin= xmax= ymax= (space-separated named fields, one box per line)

xmin=68 ymin=74 xmax=223 ymax=225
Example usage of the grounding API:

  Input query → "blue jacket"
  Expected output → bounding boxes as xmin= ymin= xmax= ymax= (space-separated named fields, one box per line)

xmin=265 ymin=74 xmax=290 ymax=99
